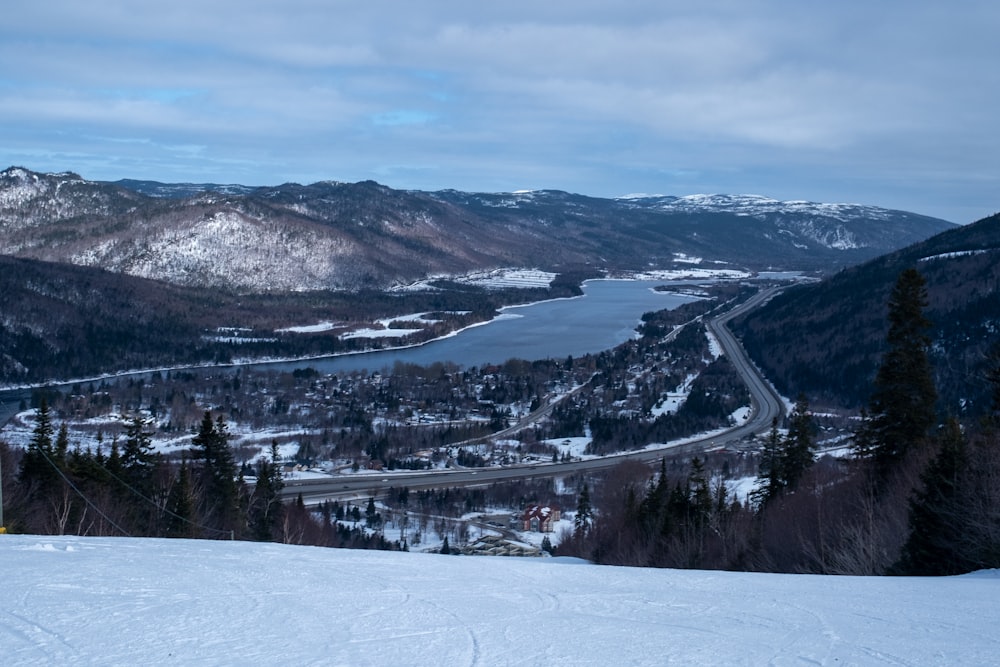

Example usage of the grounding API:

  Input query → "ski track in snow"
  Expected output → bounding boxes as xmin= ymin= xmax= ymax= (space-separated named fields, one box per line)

xmin=2 ymin=535 xmax=999 ymax=665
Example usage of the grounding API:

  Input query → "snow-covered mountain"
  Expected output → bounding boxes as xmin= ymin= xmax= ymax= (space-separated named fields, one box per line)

xmin=620 ymin=193 xmax=907 ymax=250
xmin=3 ymin=534 xmax=996 ymax=665
xmin=0 ymin=167 xmax=955 ymax=292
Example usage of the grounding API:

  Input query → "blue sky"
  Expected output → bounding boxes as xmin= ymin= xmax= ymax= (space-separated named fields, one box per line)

xmin=2 ymin=1 xmax=997 ymax=223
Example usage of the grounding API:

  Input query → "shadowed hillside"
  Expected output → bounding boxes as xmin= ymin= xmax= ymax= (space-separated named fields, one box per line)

xmin=731 ymin=212 xmax=1000 ymax=416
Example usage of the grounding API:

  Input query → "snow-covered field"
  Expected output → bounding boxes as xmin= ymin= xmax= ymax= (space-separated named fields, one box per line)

xmin=3 ymin=535 xmax=996 ymax=666
xmin=392 ymin=268 xmax=557 ymax=292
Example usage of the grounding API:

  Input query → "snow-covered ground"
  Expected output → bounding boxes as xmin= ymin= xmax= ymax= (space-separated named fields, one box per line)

xmin=3 ymin=535 xmax=996 ymax=666
xmin=629 ymin=267 xmax=751 ymax=280
xmin=392 ymin=268 xmax=557 ymax=292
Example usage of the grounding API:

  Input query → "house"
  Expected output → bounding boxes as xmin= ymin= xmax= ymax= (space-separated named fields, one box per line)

xmin=520 ymin=504 xmax=561 ymax=533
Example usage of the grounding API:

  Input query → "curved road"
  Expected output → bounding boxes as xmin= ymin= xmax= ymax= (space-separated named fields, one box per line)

xmin=282 ymin=286 xmax=787 ymax=503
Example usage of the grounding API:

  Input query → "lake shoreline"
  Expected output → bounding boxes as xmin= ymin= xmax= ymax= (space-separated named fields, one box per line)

xmin=0 ymin=277 xmax=740 ymax=395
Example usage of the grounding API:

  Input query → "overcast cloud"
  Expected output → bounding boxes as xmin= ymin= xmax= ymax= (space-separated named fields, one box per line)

xmin=2 ymin=1 xmax=997 ymax=222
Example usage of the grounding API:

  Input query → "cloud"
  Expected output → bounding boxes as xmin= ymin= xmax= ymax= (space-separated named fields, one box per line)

xmin=1 ymin=1 xmax=998 ymax=222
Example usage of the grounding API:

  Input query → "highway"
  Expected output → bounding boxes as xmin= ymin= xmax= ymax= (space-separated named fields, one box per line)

xmin=281 ymin=285 xmax=787 ymax=503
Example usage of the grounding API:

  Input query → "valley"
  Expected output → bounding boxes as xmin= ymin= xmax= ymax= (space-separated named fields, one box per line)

xmin=2 ymin=167 xmax=997 ymax=578
xmin=1 ymin=277 xmax=799 ymax=556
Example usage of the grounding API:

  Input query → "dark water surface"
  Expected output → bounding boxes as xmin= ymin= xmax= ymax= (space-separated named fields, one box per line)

xmin=0 ymin=280 xmax=700 ymax=422
xmin=254 ymin=279 xmax=701 ymax=374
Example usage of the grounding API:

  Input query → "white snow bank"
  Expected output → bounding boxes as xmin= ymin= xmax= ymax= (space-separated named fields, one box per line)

xmin=2 ymin=535 xmax=997 ymax=666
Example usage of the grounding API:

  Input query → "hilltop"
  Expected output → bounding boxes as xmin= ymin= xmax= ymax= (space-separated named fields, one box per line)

xmin=1 ymin=167 xmax=954 ymax=293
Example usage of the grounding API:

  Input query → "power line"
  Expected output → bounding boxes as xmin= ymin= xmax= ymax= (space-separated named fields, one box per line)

xmin=38 ymin=446 xmax=131 ymax=537
xmin=35 ymin=442 xmax=236 ymax=540
xmin=99 ymin=460 xmax=234 ymax=539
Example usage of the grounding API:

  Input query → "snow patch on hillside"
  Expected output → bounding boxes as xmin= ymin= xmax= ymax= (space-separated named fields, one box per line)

xmin=630 ymin=267 xmax=751 ymax=280
xmin=919 ymin=248 xmax=995 ymax=262
xmin=394 ymin=268 xmax=556 ymax=291
xmin=276 ymin=321 xmax=341 ymax=333
xmin=73 ymin=210 xmax=360 ymax=291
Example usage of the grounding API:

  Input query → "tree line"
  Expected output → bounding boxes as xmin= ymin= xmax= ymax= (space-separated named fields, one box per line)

xmin=2 ymin=405 xmax=411 ymax=551
xmin=561 ymin=268 xmax=1000 ymax=575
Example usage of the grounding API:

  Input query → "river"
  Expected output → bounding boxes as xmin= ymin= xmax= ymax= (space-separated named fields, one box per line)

xmin=0 ymin=280 xmax=703 ymax=423
xmin=253 ymin=279 xmax=701 ymax=374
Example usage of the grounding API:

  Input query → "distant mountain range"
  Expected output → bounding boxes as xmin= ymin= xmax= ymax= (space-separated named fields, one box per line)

xmin=0 ymin=167 xmax=954 ymax=293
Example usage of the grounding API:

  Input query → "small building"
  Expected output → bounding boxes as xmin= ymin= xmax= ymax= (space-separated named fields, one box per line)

xmin=461 ymin=535 xmax=541 ymax=557
xmin=521 ymin=504 xmax=561 ymax=533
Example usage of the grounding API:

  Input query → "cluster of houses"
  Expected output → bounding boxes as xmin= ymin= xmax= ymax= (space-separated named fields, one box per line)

xmin=461 ymin=504 xmax=562 ymax=557
xmin=516 ymin=504 xmax=561 ymax=533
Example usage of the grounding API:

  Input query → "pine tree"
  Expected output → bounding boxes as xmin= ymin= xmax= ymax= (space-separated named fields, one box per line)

xmin=365 ymin=496 xmax=379 ymax=529
xmin=753 ymin=400 xmax=815 ymax=509
xmin=855 ymin=268 xmax=937 ymax=475
xmin=191 ymin=411 xmax=241 ymax=534
xmin=895 ymin=418 xmax=970 ymax=575
xmin=781 ymin=394 xmax=815 ymax=492
xmin=121 ymin=416 xmax=156 ymax=480
xmin=19 ymin=399 xmax=56 ymax=490
xmin=688 ymin=457 xmax=712 ymax=525
xmin=120 ymin=416 xmax=160 ymax=533
xmin=249 ymin=440 xmax=284 ymax=542
xmin=165 ymin=459 xmax=196 ymax=538
xmin=751 ymin=418 xmax=784 ymax=507
xmin=574 ymin=484 xmax=593 ymax=536
xmin=106 ymin=437 xmax=123 ymax=480
xmin=54 ymin=422 xmax=70 ymax=466
xmin=985 ymin=340 xmax=1000 ymax=428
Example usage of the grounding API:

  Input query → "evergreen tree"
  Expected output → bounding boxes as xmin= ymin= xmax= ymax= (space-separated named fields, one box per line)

xmin=751 ymin=418 xmax=784 ymax=507
xmin=440 ymin=535 xmax=451 ymax=554
xmin=637 ymin=459 xmax=669 ymax=534
xmin=687 ymin=457 xmax=712 ymax=526
xmin=19 ymin=399 xmax=57 ymax=490
xmin=249 ymin=440 xmax=285 ymax=542
xmin=120 ymin=416 xmax=161 ymax=533
xmin=574 ymin=484 xmax=593 ymax=536
xmin=781 ymin=394 xmax=815 ymax=492
xmin=986 ymin=340 xmax=1000 ymax=428
xmin=191 ymin=411 xmax=241 ymax=535
xmin=165 ymin=459 xmax=196 ymax=538
xmin=121 ymin=416 xmax=157 ymax=480
xmin=106 ymin=437 xmax=123 ymax=480
xmin=855 ymin=268 xmax=937 ymax=475
xmin=54 ymin=422 xmax=70 ymax=466
xmin=895 ymin=418 xmax=971 ymax=575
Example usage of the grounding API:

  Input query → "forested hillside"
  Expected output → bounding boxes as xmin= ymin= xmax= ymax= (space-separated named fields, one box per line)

xmin=0 ymin=255 xmax=568 ymax=383
xmin=731 ymin=212 xmax=1000 ymax=416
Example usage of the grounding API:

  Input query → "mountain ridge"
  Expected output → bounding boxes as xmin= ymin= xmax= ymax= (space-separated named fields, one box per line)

xmin=0 ymin=166 xmax=954 ymax=293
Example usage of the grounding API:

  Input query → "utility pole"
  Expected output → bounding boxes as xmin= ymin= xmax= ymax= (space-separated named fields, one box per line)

xmin=0 ymin=443 xmax=5 ymax=533
xmin=0 ymin=398 xmax=6 ymax=533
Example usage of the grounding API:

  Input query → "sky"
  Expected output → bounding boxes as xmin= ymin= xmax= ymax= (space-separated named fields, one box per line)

xmin=5 ymin=534 xmax=999 ymax=665
xmin=2 ymin=2 xmax=998 ymax=224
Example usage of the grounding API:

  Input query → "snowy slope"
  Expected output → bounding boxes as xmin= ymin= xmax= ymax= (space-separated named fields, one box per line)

xmin=3 ymin=535 xmax=997 ymax=666
xmin=0 ymin=167 xmax=955 ymax=292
